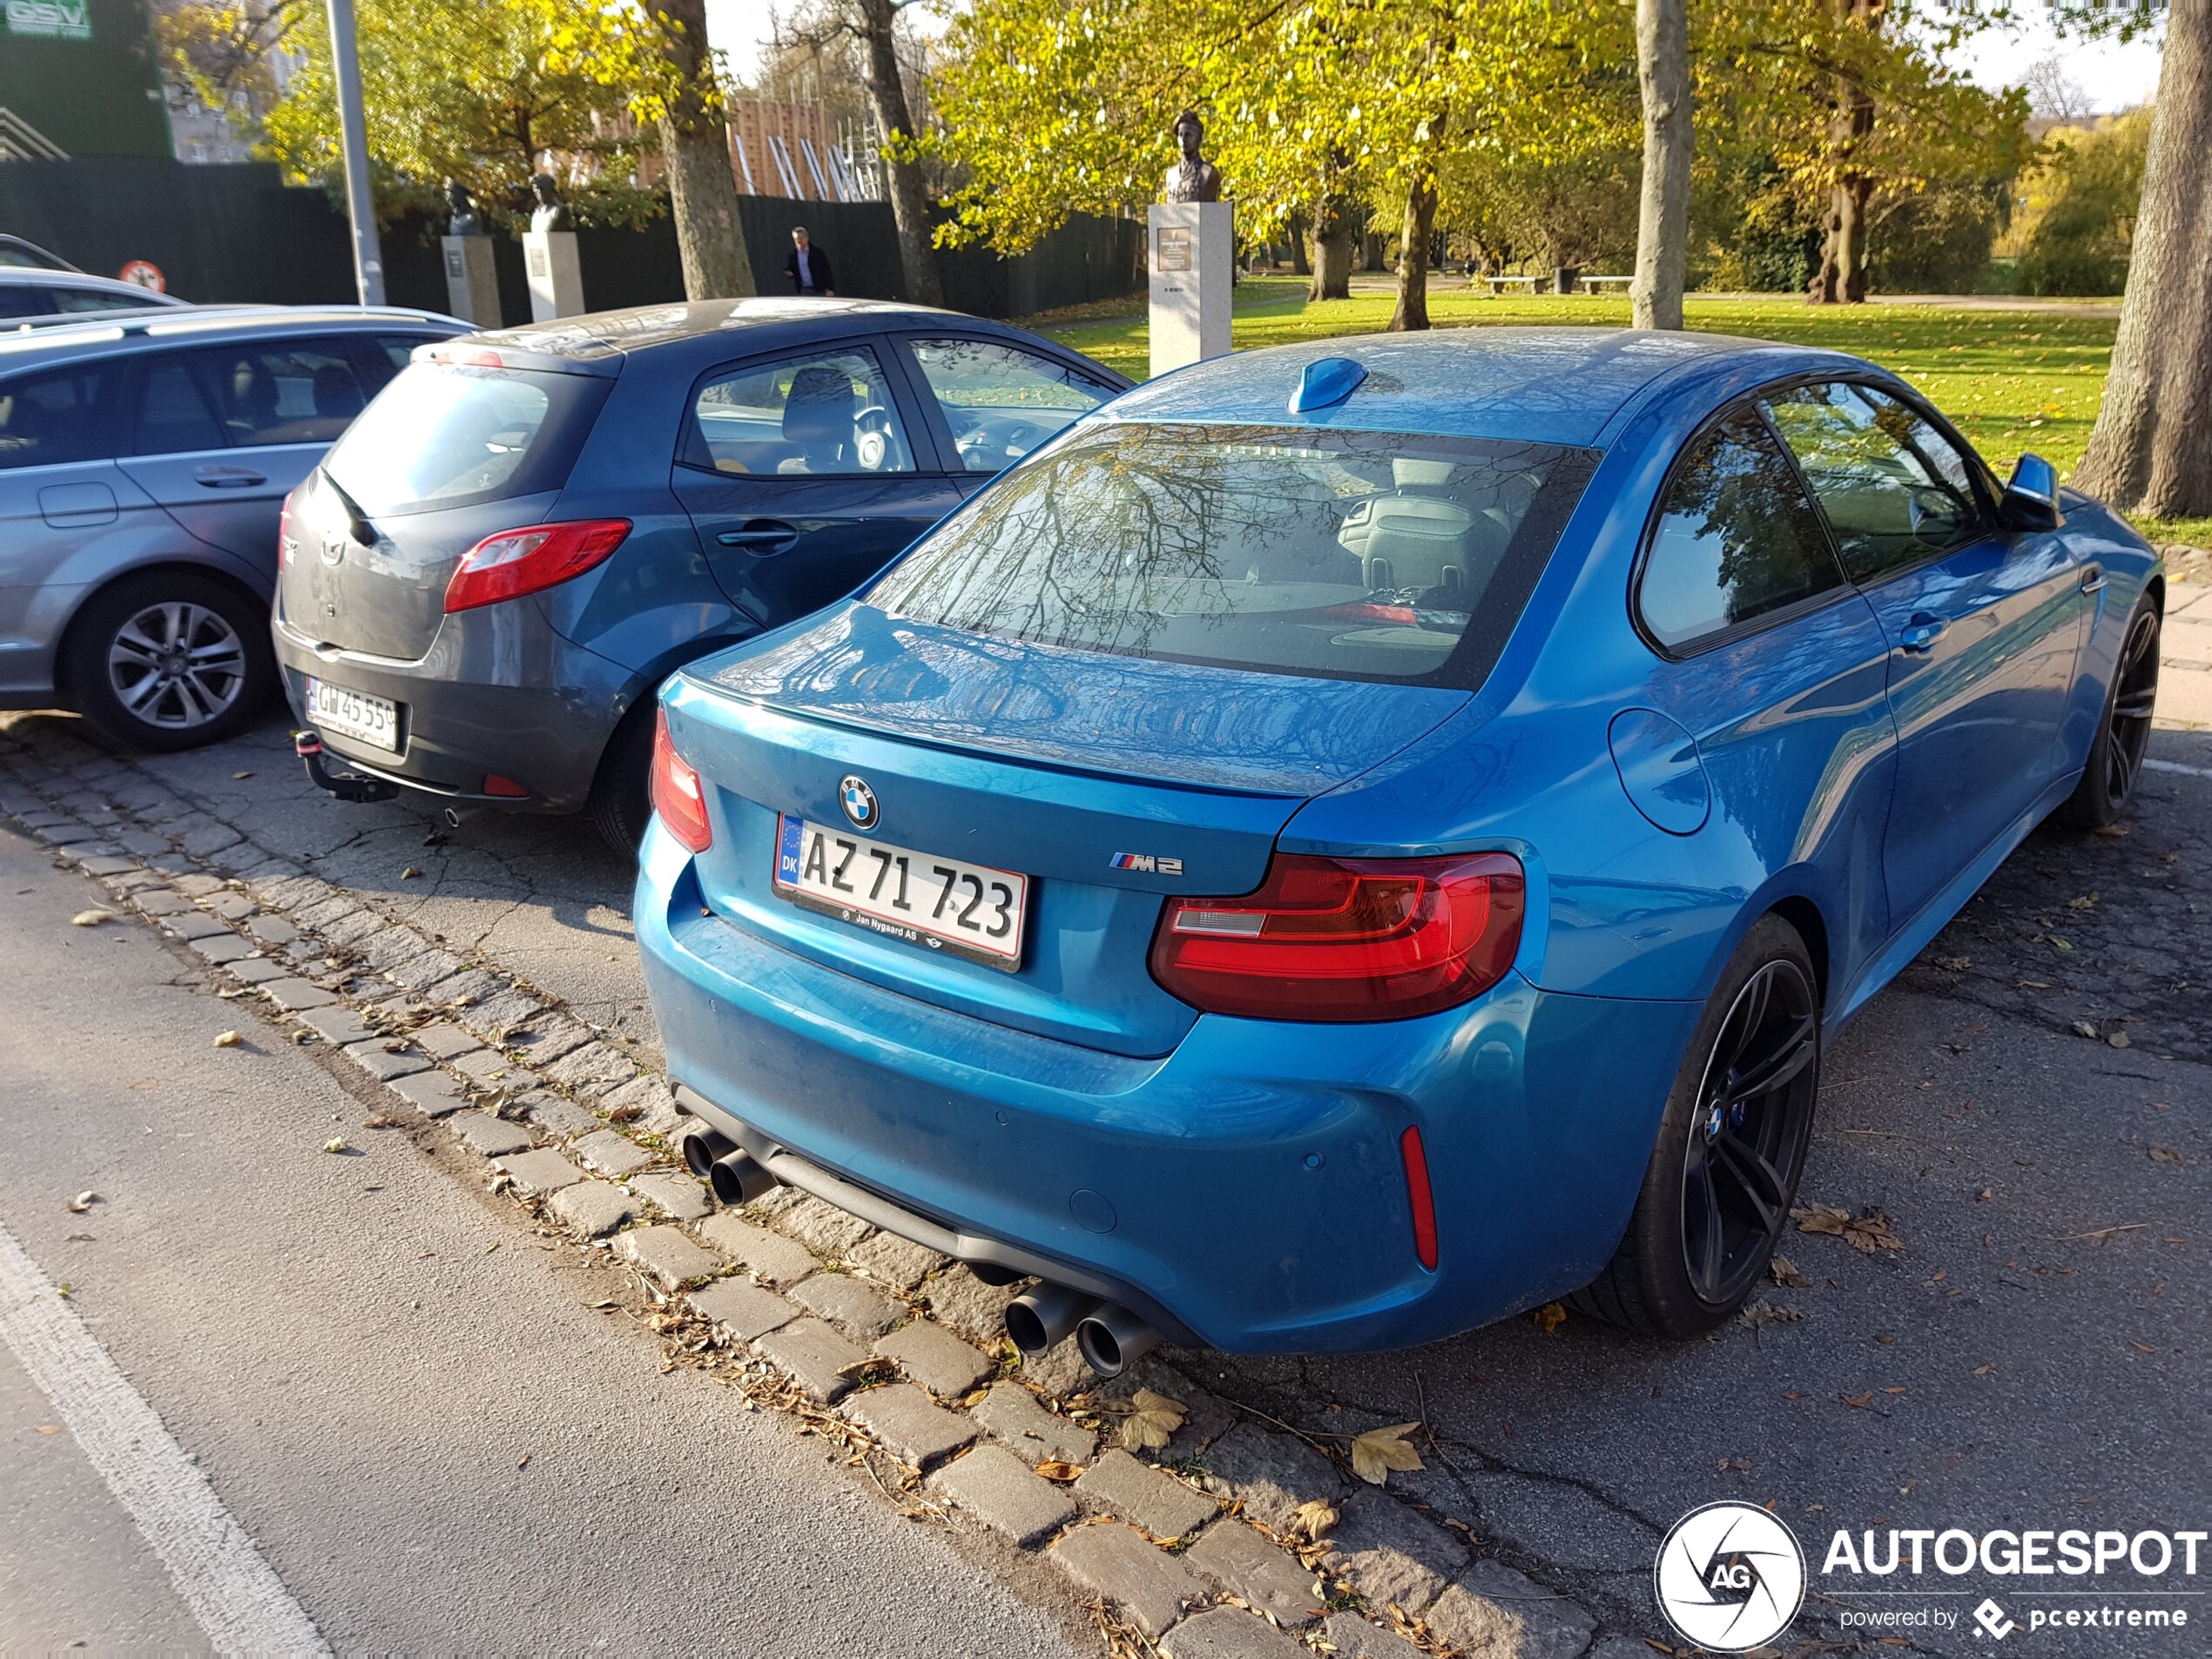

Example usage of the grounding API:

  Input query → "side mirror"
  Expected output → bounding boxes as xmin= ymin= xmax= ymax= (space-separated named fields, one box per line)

xmin=2000 ymin=452 xmax=2065 ymax=532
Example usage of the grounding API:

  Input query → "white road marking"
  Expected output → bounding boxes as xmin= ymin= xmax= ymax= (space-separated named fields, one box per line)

xmin=0 ymin=1217 xmax=327 ymax=1656
xmin=2144 ymin=758 xmax=2212 ymax=779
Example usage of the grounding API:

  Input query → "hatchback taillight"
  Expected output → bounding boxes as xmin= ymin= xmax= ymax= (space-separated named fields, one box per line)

xmin=443 ymin=519 xmax=631 ymax=614
xmin=1150 ymin=852 xmax=1524 ymax=1022
xmin=650 ymin=710 xmax=712 ymax=853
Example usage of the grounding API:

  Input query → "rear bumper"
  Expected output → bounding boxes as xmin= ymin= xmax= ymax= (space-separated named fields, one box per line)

xmin=636 ymin=822 xmax=1701 ymax=1354
xmin=271 ymin=610 xmax=628 ymax=813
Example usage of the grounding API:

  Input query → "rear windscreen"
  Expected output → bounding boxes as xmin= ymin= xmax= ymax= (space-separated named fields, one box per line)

xmin=320 ymin=361 xmax=607 ymax=517
xmin=864 ymin=421 xmax=1596 ymax=685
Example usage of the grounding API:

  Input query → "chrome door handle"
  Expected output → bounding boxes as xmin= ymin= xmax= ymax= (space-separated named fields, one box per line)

xmin=717 ymin=519 xmax=799 ymax=555
xmin=2079 ymin=563 xmax=2107 ymax=593
xmin=192 ymin=466 xmax=266 ymax=488
xmin=1898 ymin=614 xmax=1948 ymax=653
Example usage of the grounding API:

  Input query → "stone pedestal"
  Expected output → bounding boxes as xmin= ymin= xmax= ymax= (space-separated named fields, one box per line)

xmin=1148 ymin=202 xmax=1232 ymax=378
xmin=441 ymin=235 xmax=500 ymax=327
xmin=523 ymin=230 xmax=584 ymax=322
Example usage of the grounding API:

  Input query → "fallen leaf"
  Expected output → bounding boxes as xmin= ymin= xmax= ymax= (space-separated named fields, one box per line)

xmin=1932 ymin=955 xmax=1970 ymax=972
xmin=1881 ymin=1386 xmax=1907 ymax=1394
xmin=1119 ymin=1388 xmax=1187 ymax=1452
xmin=2108 ymin=1033 xmax=2131 ymax=1049
xmin=516 ymin=1453 xmax=531 ymax=1469
xmin=1289 ymin=1499 xmax=1339 ymax=1541
xmin=2130 ymin=1341 xmax=2155 ymax=1355
xmin=401 ymin=867 xmax=422 ymax=880
xmin=1769 ymin=1254 xmax=1811 ymax=1288
xmin=2148 ymin=1145 xmax=2182 ymax=1165
xmin=1034 ymin=1460 xmax=1082 ymax=1482
xmin=2067 ymin=893 xmax=2099 ymax=910
xmin=212 ymin=1029 xmax=241 ymax=1048
xmin=71 ymin=908 xmax=113 ymax=927
xmin=362 ymin=1115 xmax=401 ymax=1130
xmin=2090 ymin=823 xmax=2128 ymax=838
xmin=1349 ymin=1421 xmax=1426 ymax=1487
xmin=1841 ymin=1391 xmax=1874 ymax=1408
xmin=64 ymin=1191 xmax=96 ymax=1213
xmin=2071 ymin=1020 xmax=2099 ymax=1039
xmin=1973 ymin=1363 xmax=1997 ymax=1375
xmin=1738 ymin=1301 xmax=1804 ymax=1329
xmin=322 ymin=1137 xmax=349 ymax=1154
xmin=35 ymin=1425 xmax=58 ymax=1434
xmin=1792 ymin=1204 xmax=1904 ymax=1253
xmin=1716 ymin=1456 xmax=1753 ymax=1473
xmin=1531 ymin=1300 xmax=1568 ymax=1332
xmin=1977 ymin=1188 xmax=1993 ymax=1203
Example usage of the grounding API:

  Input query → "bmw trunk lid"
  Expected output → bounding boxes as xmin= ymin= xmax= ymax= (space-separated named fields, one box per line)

xmin=661 ymin=606 xmax=1472 ymax=1057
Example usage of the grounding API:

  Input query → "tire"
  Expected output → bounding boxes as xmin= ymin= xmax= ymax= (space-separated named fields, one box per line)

xmin=586 ymin=701 xmax=657 ymax=856
xmin=1574 ymin=914 xmax=1822 ymax=1339
xmin=64 ymin=570 xmax=275 ymax=753
xmin=2054 ymin=596 xmax=2160 ymax=831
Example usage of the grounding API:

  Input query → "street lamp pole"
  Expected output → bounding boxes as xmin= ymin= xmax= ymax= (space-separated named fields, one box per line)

xmin=326 ymin=0 xmax=385 ymax=307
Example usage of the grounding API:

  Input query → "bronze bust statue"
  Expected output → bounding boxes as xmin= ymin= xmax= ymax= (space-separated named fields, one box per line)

xmin=529 ymin=172 xmax=570 ymax=233
xmin=1161 ymin=110 xmax=1223 ymax=204
xmin=445 ymin=179 xmax=485 ymax=237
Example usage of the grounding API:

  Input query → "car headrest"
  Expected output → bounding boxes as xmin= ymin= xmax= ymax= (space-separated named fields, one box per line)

xmin=783 ymin=364 xmax=854 ymax=448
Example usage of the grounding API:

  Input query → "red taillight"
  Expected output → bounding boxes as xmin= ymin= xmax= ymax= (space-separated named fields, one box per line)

xmin=482 ymin=774 xmax=529 ymax=799
xmin=442 ymin=519 xmax=631 ymax=614
xmin=1400 ymin=1125 xmax=1439 ymax=1270
xmin=1150 ymin=851 xmax=1524 ymax=1022
xmin=278 ymin=496 xmax=294 ymax=569
xmin=650 ymin=710 xmax=711 ymax=853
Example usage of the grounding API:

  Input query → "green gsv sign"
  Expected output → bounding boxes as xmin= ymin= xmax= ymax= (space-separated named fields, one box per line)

xmin=4 ymin=0 xmax=93 ymax=40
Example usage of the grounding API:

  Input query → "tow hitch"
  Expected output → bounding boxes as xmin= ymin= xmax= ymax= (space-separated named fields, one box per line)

xmin=294 ymin=731 xmax=398 ymax=803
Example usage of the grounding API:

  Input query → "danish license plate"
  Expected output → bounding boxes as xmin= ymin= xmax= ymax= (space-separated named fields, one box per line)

xmin=306 ymin=677 xmax=399 ymax=752
xmin=774 ymin=816 xmax=1027 ymax=970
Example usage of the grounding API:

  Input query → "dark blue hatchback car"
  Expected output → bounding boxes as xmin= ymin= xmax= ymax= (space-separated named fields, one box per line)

xmin=273 ymin=299 xmax=1128 ymax=846
xmin=634 ymin=328 xmax=2162 ymax=1370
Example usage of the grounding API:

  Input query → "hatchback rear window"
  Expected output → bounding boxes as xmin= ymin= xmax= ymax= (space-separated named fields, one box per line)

xmin=320 ymin=361 xmax=607 ymax=516
xmin=865 ymin=422 xmax=1596 ymax=685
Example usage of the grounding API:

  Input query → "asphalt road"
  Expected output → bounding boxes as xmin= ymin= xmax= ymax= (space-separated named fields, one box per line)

xmin=0 ymin=825 xmax=1092 ymax=1656
xmin=2 ymin=700 xmax=2205 ymax=1656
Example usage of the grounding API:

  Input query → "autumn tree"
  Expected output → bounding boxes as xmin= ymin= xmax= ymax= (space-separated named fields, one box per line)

xmin=773 ymin=0 xmax=943 ymax=305
xmin=243 ymin=0 xmax=639 ymax=219
xmin=2073 ymin=0 xmax=2211 ymax=516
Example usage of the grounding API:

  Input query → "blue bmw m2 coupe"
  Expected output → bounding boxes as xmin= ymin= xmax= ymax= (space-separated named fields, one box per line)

xmin=634 ymin=329 xmax=2163 ymax=1371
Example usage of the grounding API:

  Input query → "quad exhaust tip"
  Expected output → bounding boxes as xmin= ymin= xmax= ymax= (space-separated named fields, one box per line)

xmin=679 ymin=1126 xmax=733 ymax=1177
xmin=708 ymin=1149 xmax=777 ymax=1208
xmin=1004 ymin=1284 xmax=1098 ymax=1356
xmin=1075 ymin=1304 xmax=1159 ymax=1379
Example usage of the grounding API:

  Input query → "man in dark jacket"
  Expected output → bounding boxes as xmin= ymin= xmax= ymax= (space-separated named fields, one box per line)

xmin=784 ymin=227 xmax=835 ymax=296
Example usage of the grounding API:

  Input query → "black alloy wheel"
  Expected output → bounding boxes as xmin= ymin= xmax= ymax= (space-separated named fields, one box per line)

xmin=2058 ymin=598 xmax=2160 ymax=830
xmin=1575 ymin=914 xmax=1823 ymax=1339
xmin=1678 ymin=958 xmax=1820 ymax=1305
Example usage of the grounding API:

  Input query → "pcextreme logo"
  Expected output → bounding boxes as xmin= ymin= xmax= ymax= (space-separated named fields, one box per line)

xmin=1654 ymin=1501 xmax=1808 ymax=1652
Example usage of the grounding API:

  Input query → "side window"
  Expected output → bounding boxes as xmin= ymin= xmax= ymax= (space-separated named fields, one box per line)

xmin=132 ymin=355 xmax=226 ymax=455
xmin=0 ymin=284 xmax=55 ymax=320
xmin=1638 ymin=408 xmax=1844 ymax=651
xmin=903 ymin=337 xmax=1114 ymax=473
xmin=189 ymin=338 xmax=368 ymax=447
xmin=1761 ymin=381 xmax=1981 ymax=585
xmin=683 ymin=347 xmax=914 ymax=477
xmin=0 ymin=365 xmax=118 ymax=470
xmin=54 ymin=286 xmax=163 ymax=314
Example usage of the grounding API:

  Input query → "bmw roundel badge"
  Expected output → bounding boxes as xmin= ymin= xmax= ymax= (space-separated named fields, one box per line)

xmin=839 ymin=775 xmax=879 ymax=831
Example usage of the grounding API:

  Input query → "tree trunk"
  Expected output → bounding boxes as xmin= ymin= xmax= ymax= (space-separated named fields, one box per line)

xmin=1388 ymin=173 xmax=1438 ymax=331
xmin=1809 ymin=0 xmax=1878 ymax=306
xmin=855 ymin=0 xmax=942 ymax=307
xmin=1361 ymin=230 xmax=1386 ymax=272
xmin=653 ymin=0 xmax=753 ymax=299
xmin=2071 ymin=0 xmax=2212 ymax=517
xmin=1631 ymin=0 xmax=1690 ymax=329
xmin=1309 ymin=194 xmax=1353 ymax=300
xmin=1288 ymin=213 xmax=1312 ymax=276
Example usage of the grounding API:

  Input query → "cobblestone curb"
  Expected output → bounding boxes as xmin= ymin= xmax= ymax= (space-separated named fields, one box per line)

xmin=0 ymin=727 xmax=1616 ymax=1658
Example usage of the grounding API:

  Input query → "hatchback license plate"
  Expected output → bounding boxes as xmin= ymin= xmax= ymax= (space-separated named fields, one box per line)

xmin=774 ymin=816 xmax=1027 ymax=970
xmin=307 ymin=678 xmax=399 ymax=753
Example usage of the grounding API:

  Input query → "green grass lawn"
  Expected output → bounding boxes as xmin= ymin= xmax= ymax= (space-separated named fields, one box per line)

xmin=1040 ymin=280 xmax=2211 ymax=550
